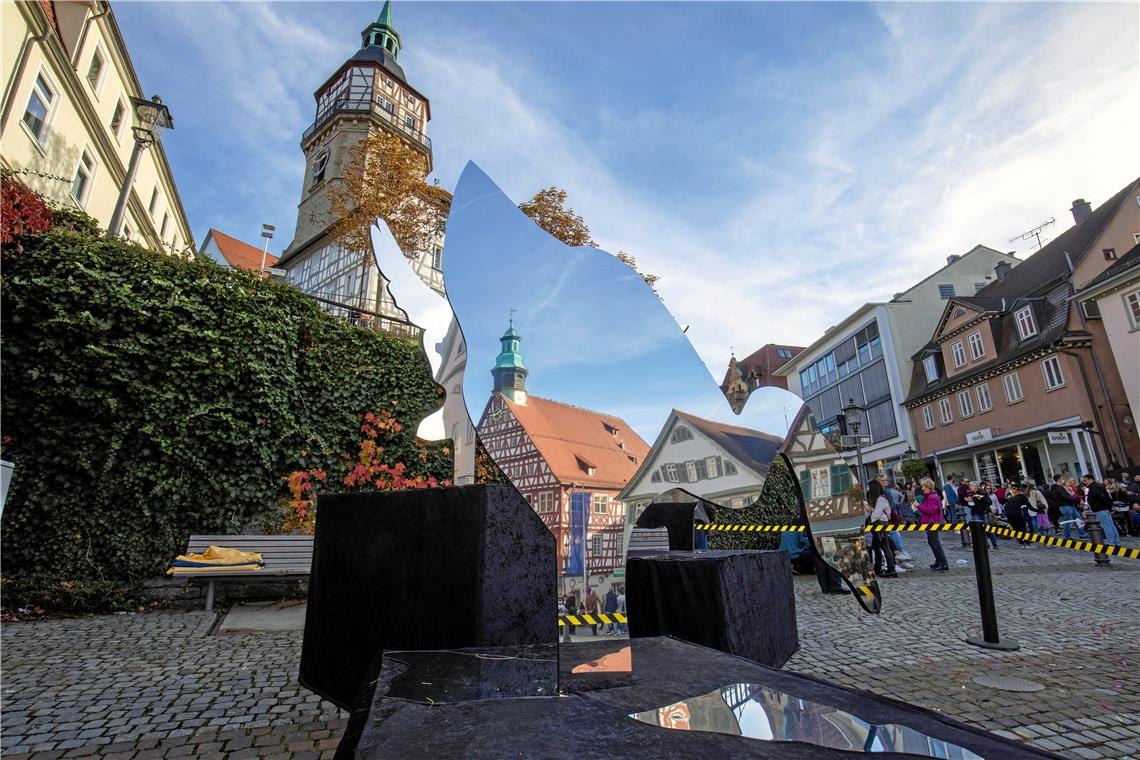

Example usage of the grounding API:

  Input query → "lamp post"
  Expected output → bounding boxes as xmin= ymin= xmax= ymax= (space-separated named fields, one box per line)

xmin=108 ymin=95 xmax=173 ymax=237
xmin=259 ymin=223 xmax=276 ymax=276
xmin=843 ymin=398 xmax=868 ymax=491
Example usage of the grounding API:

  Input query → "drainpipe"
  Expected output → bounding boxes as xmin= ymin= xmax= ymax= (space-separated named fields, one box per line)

xmin=0 ymin=30 xmax=52 ymax=134
xmin=71 ymin=7 xmax=113 ymax=69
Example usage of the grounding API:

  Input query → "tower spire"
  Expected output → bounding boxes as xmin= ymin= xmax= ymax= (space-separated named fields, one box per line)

xmin=361 ymin=0 xmax=402 ymax=58
xmin=492 ymin=318 xmax=528 ymax=405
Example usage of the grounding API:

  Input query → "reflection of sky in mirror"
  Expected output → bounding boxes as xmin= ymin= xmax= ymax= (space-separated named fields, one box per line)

xmin=445 ymin=163 xmax=796 ymax=441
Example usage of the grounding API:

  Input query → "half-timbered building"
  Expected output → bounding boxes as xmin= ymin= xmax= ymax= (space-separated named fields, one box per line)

xmin=477 ymin=322 xmax=649 ymax=596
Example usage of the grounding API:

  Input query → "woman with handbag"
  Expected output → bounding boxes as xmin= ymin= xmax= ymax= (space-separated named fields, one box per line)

xmin=867 ymin=475 xmax=897 ymax=578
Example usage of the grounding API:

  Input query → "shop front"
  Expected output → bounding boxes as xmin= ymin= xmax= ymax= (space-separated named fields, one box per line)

xmin=931 ymin=417 xmax=1102 ymax=486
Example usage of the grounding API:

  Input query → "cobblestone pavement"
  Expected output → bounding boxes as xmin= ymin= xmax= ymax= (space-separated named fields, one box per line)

xmin=2 ymin=535 xmax=1137 ymax=759
xmin=786 ymin=536 xmax=1140 ymax=760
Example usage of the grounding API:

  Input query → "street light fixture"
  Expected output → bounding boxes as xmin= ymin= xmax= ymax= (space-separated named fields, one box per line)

xmin=108 ymin=95 xmax=174 ymax=237
xmin=842 ymin=398 xmax=868 ymax=491
xmin=259 ymin=223 xmax=276 ymax=276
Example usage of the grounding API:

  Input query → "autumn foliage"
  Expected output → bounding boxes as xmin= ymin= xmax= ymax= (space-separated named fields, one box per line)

xmin=1 ymin=173 xmax=54 ymax=248
xmin=283 ymin=410 xmax=445 ymax=533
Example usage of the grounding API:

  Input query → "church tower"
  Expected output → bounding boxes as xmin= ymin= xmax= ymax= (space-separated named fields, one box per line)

xmin=276 ymin=1 xmax=443 ymax=323
xmin=492 ymin=319 xmax=529 ymax=406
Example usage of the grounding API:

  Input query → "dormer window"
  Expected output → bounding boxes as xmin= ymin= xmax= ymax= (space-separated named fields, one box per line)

xmin=603 ymin=421 xmax=619 ymax=436
xmin=923 ymin=356 xmax=938 ymax=383
xmin=968 ymin=331 xmax=984 ymax=360
xmin=575 ymin=454 xmax=596 ymax=477
xmin=1015 ymin=306 xmax=1038 ymax=340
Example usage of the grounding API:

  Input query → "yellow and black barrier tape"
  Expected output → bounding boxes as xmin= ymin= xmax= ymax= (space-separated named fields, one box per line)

xmin=863 ymin=523 xmax=967 ymax=532
xmin=695 ymin=523 xmax=805 ymax=532
xmin=985 ymin=525 xmax=1139 ymax=559
xmin=559 ymin=613 xmax=627 ymax=627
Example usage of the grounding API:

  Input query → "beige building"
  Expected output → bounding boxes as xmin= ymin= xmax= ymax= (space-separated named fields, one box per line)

xmin=1 ymin=0 xmax=192 ymax=255
xmin=277 ymin=1 xmax=445 ymax=326
xmin=906 ymin=181 xmax=1140 ymax=482
xmin=775 ymin=244 xmax=1020 ymax=484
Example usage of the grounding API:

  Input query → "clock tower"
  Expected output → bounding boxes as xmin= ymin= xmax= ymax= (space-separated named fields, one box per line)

xmin=276 ymin=1 xmax=443 ymax=322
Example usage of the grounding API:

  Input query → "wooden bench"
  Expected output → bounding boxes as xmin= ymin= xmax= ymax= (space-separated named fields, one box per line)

xmin=181 ymin=535 xmax=314 ymax=612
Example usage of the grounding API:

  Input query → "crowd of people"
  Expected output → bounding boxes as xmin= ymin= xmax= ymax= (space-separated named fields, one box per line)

xmin=560 ymin=585 xmax=627 ymax=636
xmin=864 ymin=470 xmax=1140 ymax=576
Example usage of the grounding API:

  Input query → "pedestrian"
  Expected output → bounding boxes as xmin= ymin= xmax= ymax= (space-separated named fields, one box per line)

xmin=916 ymin=477 xmax=948 ymax=571
xmin=583 ymin=586 xmax=600 ymax=635
xmin=1003 ymin=484 xmax=1032 ymax=545
xmin=1025 ymin=479 xmax=1051 ymax=535
xmin=868 ymin=474 xmax=898 ymax=577
xmin=964 ymin=483 xmax=998 ymax=549
xmin=615 ymin=587 xmax=627 ymax=634
xmin=1049 ymin=475 xmax=1088 ymax=540
xmin=1082 ymin=474 xmax=1120 ymax=546
xmin=943 ymin=476 xmax=959 ymax=522
xmin=779 ymin=530 xmax=816 ymax=575
xmin=563 ymin=592 xmax=578 ymax=636
xmin=603 ymin=586 xmax=619 ymax=634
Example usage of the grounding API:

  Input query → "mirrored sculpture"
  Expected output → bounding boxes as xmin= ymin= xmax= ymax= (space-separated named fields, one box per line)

xmin=630 ymin=683 xmax=983 ymax=758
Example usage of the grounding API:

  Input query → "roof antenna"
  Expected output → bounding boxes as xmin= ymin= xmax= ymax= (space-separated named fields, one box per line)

xmin=1008 ymin=218 xmax=1055 ymax=250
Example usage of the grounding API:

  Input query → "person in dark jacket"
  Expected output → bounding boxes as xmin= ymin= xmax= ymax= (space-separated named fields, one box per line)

xmin=1082 ymin=474 xmax=1119 ymax=546
xmin=1049 ymin=475 xmax=1088 ymax=540
xmin=1003 ymin=485 xmax=1032 ymax=544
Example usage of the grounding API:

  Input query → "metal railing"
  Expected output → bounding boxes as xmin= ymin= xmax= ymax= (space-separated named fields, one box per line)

xmin=302 ymin=97 xmax=431 ymax=152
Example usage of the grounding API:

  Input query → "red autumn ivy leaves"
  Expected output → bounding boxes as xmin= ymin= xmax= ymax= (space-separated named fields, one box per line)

xmin=283 ymin=410 xmax=447 ymax=533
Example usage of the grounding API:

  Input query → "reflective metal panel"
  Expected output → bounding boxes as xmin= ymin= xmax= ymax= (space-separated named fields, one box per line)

xmin=630 ymin=683 xmax=983 ymax=758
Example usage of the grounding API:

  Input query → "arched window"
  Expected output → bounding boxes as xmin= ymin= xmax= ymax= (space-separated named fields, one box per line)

xmin=670 ymin=427 xmax=694 ymax=444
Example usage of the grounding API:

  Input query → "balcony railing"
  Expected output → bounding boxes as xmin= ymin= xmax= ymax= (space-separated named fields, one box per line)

xmin=302 ymin=96 xmax=431 ymax=153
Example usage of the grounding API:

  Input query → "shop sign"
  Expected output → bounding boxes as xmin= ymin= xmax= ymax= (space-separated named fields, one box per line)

xmin=965 ymin=428 xmax=993 ymax=445
xmin=1048 ymin=432 xmax=1070 ymax=444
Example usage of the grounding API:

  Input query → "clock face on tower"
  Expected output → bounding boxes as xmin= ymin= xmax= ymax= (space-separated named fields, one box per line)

xmin=310 ymin=147 xmax=331 ymax=184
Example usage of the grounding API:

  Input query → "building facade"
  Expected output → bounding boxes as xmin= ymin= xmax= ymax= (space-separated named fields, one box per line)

xmin=2 ymin=0 xmax=192 ymax=255
xmin=721 ymin=344 xmax=804 ymax=394
xmin=476 ymin=323 xmax=649 ymax=596
xmin=275 ymin=2 xmax=445 ymax=329
xmin=1072 ymin=244 xmax=1140 ymax=443
xmin=775 ymin=245 xmax=1020 ymax=485
xmin=198 ymin=228 xmax=277 ymax=273
xmin=905 ymin=182 xmax=1140 ymax=484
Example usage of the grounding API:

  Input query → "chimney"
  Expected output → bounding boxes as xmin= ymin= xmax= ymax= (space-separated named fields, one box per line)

xmin=946 ymin=254 xmax=961 ymax=265
xmin=994 ymin=261 xmax=1012 ymax=281
xmin=1071 ymin=198 xmax=1092 ymax=224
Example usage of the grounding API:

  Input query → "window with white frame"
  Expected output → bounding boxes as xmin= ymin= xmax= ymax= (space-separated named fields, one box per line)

xmin=535 ymin=489 xmax=554 ymax=515
xmin=968 ymin=331 xmax=984 ymax=360
xmin=430 ymin=245 xmax=443 ymax=270
xmin=22 ymin=73 xmax=56 ymax=144
xmin=938 ymin=398 xmax=953 ymax=424
xmin=86 ymin=47 xmax=107 ymax=94
xmin=975 ymin=383 xmax=992 ymax=412
xmin=664 ymin=463 xmax=678 ymax=482
xmin=810 ymin=467 xmax=830 ymax=499
xmin=957 ymin=390 xmax=974 ymax=418
xmin=922 ymin=405 xmax=935 ymax=430
xmin=1125 ymin=290 xmax=1140 ymax=330
xmin=951 ymin=341 xmax=966 ymax=368
xmin=592 ymin=494 xmax=610 ymax=514
xmin=70 ymin=150 xmax=96 ymax=207
xmin=1015 ymin=306 xmax=1037 ymax=340
xmin=685 ymin=461 xmax=698 ymax=482
xmin=923 ymin=356 xmax=938 ymax=383
xmin=1003 ymin=371 xmax=1024 ymax=403
xmin=590 ymin=535 xmax=603 ymax=556
xmin=149 ymin=187 xmax=159 ymax=215
xmin=705 ymin=456 xmax=719 ymax=478
xmin=160 ymin=212 xmax=169 ymax=238
xmin=110 ymin=98 xmax=127 ymax=140
xmin=404 ymin=114 xmax=417 ymax=131
xmin=1041 ymin=356 xmax=1065 ymax=390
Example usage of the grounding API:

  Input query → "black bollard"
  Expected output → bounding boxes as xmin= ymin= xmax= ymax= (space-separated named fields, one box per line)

xmin=965 ymin=521 xmax=1019 ymax=651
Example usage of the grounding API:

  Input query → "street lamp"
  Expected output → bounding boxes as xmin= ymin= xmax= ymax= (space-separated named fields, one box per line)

xmin=259 ymin=223 xmax=276 ymax=276
xmin=108 ymin=95 xmax=174 ymax=237
xmin=843 ymin=398 xmax=868 ymax=491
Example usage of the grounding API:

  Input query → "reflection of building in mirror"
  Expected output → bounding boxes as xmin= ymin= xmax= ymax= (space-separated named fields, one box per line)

xmin=782 ymin=407 xmax=860 ymax=527
xmin=476 ymin=321 xmax=648 ymax=595
xmin=619 ymin=410 xmax=784 ymax=528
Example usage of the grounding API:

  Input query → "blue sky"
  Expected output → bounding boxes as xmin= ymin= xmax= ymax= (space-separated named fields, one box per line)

xmin=115 ymin=1 xmax=1139 ymax=375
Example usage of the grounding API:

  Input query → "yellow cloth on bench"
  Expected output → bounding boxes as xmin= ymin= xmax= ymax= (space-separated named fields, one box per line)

xmin=167 ymin=545 xmax=264 ymax=575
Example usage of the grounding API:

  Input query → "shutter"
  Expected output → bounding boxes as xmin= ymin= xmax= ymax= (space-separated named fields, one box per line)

xmin=830 ymin=464 xmax=851 ymax=495
xmin=799 ymin=469 xmax=812 ymax=499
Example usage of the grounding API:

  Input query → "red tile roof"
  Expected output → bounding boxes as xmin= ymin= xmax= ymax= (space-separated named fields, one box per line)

xmin=502 ymin=395 xmax=650 ymax=489
xmin=207 ymin=228 xmax=277 ymax=272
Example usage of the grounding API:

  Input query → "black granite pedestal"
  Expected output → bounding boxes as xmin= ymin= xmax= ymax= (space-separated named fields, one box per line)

xmin=345 ymin=636 xmax=1059 ymax=759
xmin=626 ymin=550 xmax=798 ymax=668
xmin=299 ymin=485 xmax=556 ymax=710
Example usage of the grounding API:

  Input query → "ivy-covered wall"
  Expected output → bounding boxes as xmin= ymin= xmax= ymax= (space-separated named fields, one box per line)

xmin=707 ymin=456 xmax=803 ymax=551
xmin=1 ymin=224 xmax=447 ymax=583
